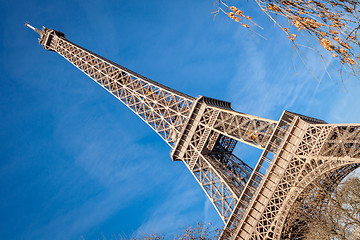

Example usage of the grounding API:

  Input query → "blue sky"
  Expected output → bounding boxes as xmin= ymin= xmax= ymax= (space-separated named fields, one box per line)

xmin=1 ymin=0 xmax=359 ymax=239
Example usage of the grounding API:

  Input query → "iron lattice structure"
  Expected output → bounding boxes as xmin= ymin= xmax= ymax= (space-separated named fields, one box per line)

xmin=27 ymin=24 xmax=360 ymax=239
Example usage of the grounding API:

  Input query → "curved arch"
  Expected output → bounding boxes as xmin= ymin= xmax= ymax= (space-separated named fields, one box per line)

xmin=275 ymin=160 xmax=360 ymax=239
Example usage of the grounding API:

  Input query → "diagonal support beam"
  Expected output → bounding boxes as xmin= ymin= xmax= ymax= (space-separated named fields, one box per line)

xmin=31 ymin=25 xmax=194 ymax=146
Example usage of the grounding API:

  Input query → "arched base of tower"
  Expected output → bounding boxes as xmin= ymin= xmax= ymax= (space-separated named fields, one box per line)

xmin=280 ymin=163 xmax=360 ymax=240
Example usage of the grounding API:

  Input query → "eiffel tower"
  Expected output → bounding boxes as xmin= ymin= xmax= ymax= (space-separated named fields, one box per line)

xmin=27 ymin=24 xmax=360 ymax=240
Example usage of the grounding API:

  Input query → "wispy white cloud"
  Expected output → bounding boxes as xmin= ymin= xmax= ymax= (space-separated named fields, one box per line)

xmin=328 ymin=80 xmax=360 ymax=123
xmin=225 ymin=26 xmax=336 ymax=121
xmin=222 ymin=25 xmax=355 ymax=167
xmin=27 ymin=183 xmax=137 ymax=240
xmin=25 ymin=136 xmax=171 ymax=240
xmin=135 ymin=174 xmax=221 ymax=237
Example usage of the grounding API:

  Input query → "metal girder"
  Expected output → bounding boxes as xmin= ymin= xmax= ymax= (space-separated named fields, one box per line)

xmin=32 ymin=25 xmax=194 ymax=146
xmin=170 ymin=96 xmax=281 ymax=223
xmin=210 ymin=109 xmax=278 ymax=151
xmin=220 ymin=112 xmax=360 ymax=240
xmin=281 ymin=163 xmax=360 ymax=240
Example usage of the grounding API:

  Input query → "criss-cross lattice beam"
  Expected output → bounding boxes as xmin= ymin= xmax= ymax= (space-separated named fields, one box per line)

xmin=318 ymin=124 xmax=360 ymax=158
xmin=34 ymin=26 xmax=194 ymax=146
xmin=189 ymin=150 xmax=239 ymax=223
xmin=220 ymin=111 xmax=295 ymax=240
xmin=281 ymin=164 xmax=360 ymax=239
xmin=176 ymin=106 xmax=240 ymax=223
xmin=208 ymin=108 xmax=278 ymax=151
xmin=169 ymin=96 xmax=280 ymax=223
xmin=221 ymin=113 xmax=360 ymax=240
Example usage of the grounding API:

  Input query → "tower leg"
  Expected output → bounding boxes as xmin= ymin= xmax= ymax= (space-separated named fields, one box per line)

xmin=220 ymin=112 xmax=360 ymax=240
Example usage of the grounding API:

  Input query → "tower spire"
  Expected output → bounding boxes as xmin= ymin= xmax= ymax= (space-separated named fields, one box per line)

xmin=25 ymin=22 xmax=42 ymax=35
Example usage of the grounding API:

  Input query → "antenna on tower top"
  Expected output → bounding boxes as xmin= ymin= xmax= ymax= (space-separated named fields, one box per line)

xmin=25 ymin=22 xmax=42 ymax=35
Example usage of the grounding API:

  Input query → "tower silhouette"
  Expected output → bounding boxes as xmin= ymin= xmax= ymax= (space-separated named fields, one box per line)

xmin=27 ymin=24 xmax=360 ymax=240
